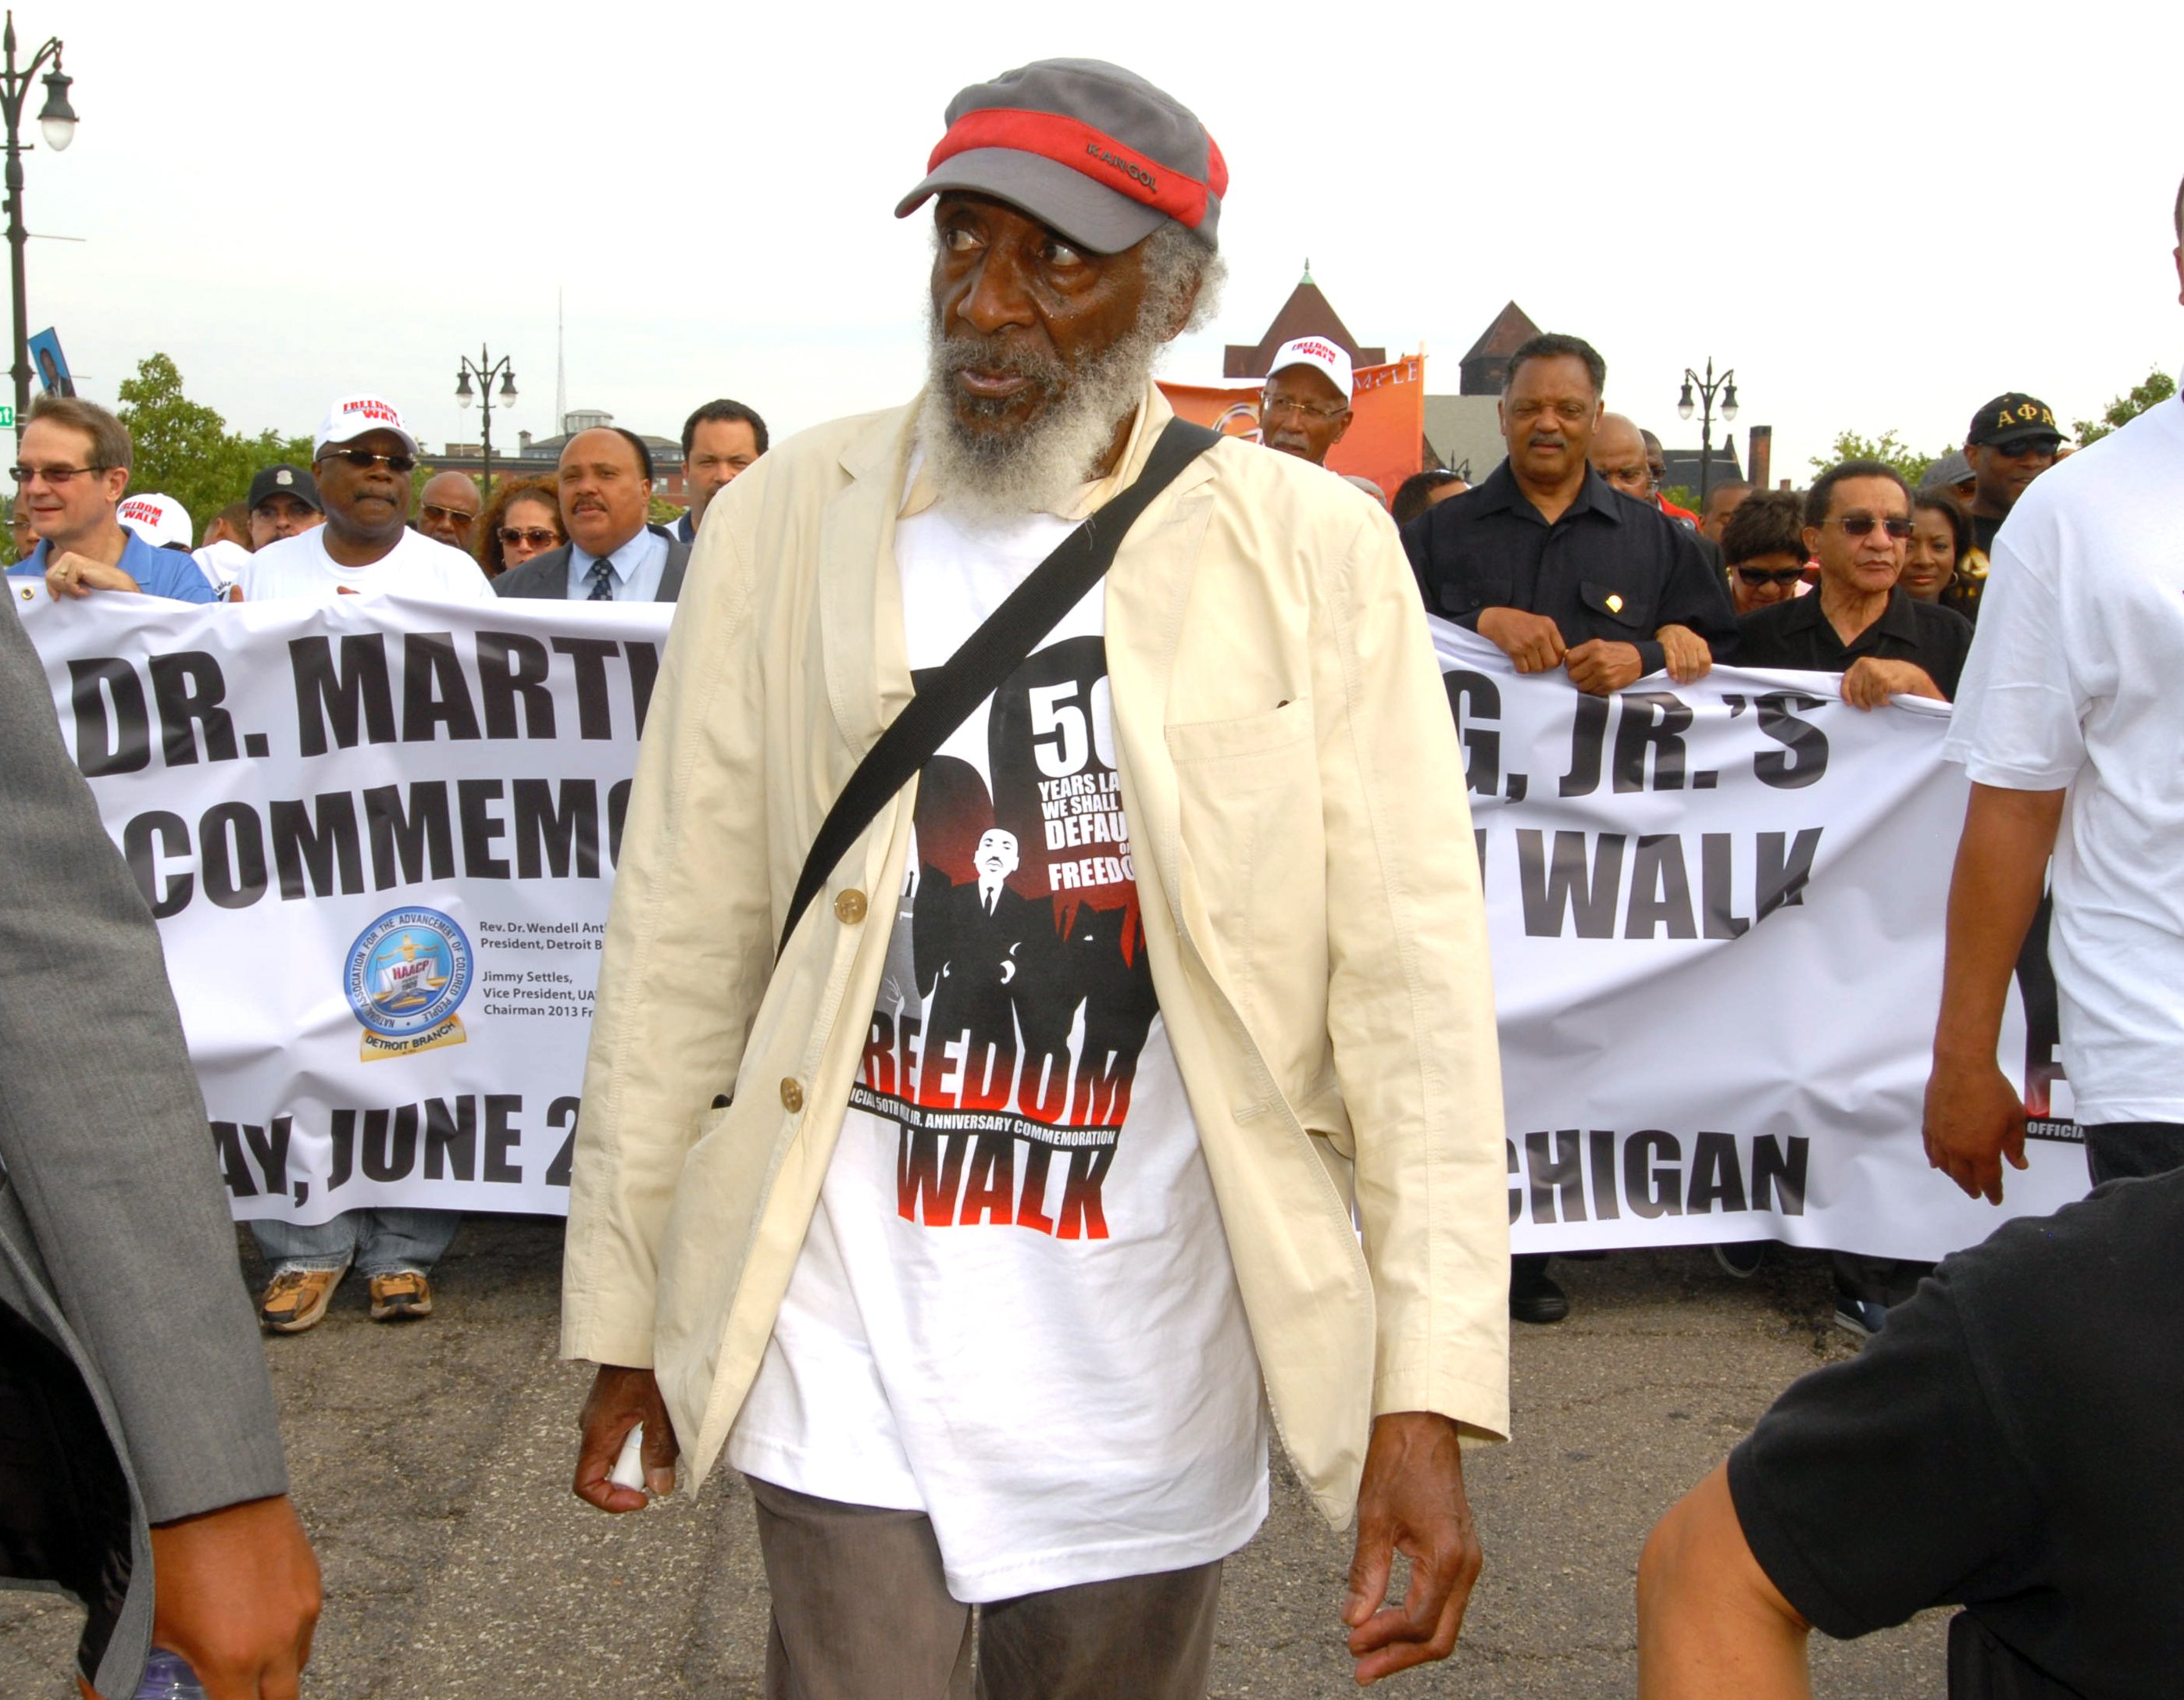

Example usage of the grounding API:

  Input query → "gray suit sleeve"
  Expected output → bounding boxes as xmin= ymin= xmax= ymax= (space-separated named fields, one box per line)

xmin=0 ymin=609 xmax=288 ymax=1523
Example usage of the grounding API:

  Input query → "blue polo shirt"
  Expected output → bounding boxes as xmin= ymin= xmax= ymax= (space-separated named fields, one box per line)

xmin=9 ymin=528 xmax=219 ymax=603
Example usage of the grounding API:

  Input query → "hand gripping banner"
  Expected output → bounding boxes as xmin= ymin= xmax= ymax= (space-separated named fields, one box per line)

xmin=1429 ymin=620 xmax=2086 ymax=1260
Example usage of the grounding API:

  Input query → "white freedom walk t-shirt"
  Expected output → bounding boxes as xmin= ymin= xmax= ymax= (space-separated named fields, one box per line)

xmin=236 ymin=525 xmax=495 ymax=602
xmin=1944 ymin=393 xmax=2184 ymax=1124
xmin=728 ymin=480 xmax=1269 ymax=1602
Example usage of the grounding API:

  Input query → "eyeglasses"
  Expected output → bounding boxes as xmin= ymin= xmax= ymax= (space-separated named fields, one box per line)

xmin=497 ymin=526 xmax=561 ymax=548
xmin=9 ymin=462 xmax=106 ymax=485
xmin=1735 ymin=565 xmax=1809 ymax=587
xmin=420 ymin=503 xmax=479 ymax=526
xmin=1987 ymin=439 xmax=2060 ymax=460
xmin=1260 ymin=395 xmax=1348 ymax=422
xmin=321 ymin=448 xmax=418 ymax=474
xmin=1827 ymin=514 xmax=1915 ymax=539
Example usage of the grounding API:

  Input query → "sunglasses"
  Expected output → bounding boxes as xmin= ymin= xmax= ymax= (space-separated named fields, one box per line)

xmin=497 ymin=526 xmax=561 ymax=548
xmin=1735 ymin=565 xmax=1808 ymax=587
xmin=420 ymin=503 xmax=477 ymax=525
xmin=1827 ymin=514 xmax=1915 ymax=539
xmin=1988 ymin=438 xmax=2060 ymax=460
xmin=322 ymin=448 xmax=418 ymax=474
xmin=9 ymin=462 xmax=107 ymax=485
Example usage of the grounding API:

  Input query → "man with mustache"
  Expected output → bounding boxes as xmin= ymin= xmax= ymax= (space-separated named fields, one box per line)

xmin=1259 ymin=335 xmax=1354 ymax=467
xmin=493 ymin=426 xmax=689 ymax=602
xmin=234 ymin=395 xmax=488 ymax=1336
xmin=234 ymin=397 xmax=492 ymax=605
xmin=1401 ymin=333 xmax=1736 ymax=1328
xmin=561 ymin=56 xmax=1509 ymax=1698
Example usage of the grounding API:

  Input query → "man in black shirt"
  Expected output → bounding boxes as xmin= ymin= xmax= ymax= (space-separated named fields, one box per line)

xmin=1406 ymin=333 xmax=1736 ymax=1327
xmin=1403 ymin=333 xmax=1736 ymax=698
xmin=1949 ymin=391 xmax=2064 ymax=623
xmin=1737 ymin=459 xmax=1972 ymax=709
xmin=1637 ymin=1170 xmax=2184 ymax=1698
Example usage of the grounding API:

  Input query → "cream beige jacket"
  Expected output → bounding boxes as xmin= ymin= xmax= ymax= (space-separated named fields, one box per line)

xmin=561 ymin=384 xmax=1509 ymax=1530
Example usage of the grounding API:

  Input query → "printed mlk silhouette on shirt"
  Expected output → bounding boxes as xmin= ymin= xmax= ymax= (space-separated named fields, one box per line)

xmin=853 ymin=635 xmax=1157 ymax=1236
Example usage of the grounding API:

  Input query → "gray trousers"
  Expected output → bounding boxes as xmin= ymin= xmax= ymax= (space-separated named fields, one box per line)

xmin=250 ymin=1208 xmax=459 ymax=1277
xmin=746 ymin=1477 xmax=1224 ymax=1700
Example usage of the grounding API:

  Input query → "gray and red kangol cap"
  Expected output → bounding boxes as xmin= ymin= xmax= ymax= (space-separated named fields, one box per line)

xmin=895 ymin=58 xmax=1226 ymax=255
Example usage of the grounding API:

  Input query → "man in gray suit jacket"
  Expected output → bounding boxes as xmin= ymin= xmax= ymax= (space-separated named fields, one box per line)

xmin=0 ymin=609 xmax=319 ymax=1698
xmin=493 ymin=425 xmax=689 ymax=602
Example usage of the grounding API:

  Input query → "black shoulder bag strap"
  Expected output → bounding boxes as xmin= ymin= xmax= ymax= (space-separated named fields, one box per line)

xmin=778 ymin=416 xmax=1219 ymax=959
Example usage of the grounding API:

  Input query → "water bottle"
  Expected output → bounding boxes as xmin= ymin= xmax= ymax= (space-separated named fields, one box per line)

xmin=133 ymin=1649 xmax=205 ymax=1698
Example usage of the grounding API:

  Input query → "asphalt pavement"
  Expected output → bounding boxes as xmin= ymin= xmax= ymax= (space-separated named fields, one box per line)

xmin=0 ymin=1220 xmax=1946 ymax=1698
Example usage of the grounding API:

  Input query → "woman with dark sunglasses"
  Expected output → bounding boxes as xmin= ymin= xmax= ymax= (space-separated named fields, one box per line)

xmin=476 ymin=473 xmax=565 ymax=580
xmin=1718 ymin=489 xmax=1811 ymax=616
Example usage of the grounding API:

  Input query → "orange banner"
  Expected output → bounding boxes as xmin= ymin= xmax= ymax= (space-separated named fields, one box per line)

xmin=1158 ymin=354 xmax=1426 ymax=504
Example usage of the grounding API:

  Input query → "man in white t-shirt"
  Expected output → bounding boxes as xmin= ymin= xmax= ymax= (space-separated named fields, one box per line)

xmin=1924 ymin=173 xmax=2184 ymax=1199
xmin=563 ymin=57 xmax=1508 ymax=1700
xmin=234 ymin=395 xmax=492 ymax=605
xmin=237 ymin=395 xmax=487 ymax=1338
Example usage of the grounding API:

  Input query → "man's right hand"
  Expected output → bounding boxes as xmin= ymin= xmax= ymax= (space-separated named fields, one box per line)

xmin=45 ymin=550 xmax=141 ymax=599
xmin=573 ymin=1364 xmax=678 ymax=1512
xmin=1922 ymin=1049 xmax=2029 ymax=1204
xmin=1476 ymin=606 xmax=1566 ymax=673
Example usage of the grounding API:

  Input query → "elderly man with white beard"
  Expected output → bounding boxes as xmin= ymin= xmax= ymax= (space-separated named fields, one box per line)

xmin=559 ymin=57 xmax=1510 ymax=1699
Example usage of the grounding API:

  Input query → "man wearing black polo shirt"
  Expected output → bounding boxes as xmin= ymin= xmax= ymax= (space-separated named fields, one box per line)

xmin=1405 ymin=333 xmax=1735 ymax=1327
xmin=1404 ymin=333 xmax=1736 ymax=701
xmin=1736 ymin=459 xmax=1972 ymax=711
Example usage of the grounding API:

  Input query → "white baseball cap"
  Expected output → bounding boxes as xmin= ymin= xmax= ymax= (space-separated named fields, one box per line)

xmin=1265 ymin=336 xmax=1354 ymax=405
xmin=315 ymin=394 xmax=419 ymax=456
xmin=116 ymin=492 xmax=194 ymax=550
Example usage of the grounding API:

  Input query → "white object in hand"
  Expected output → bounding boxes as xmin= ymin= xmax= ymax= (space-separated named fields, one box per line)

xmin=608 ymin=1422 xmax=648 ymax=1492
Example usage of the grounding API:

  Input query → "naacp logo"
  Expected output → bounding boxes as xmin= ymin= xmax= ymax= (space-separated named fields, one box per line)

xmin=345 ymin=908 xmax=472 ymax=1061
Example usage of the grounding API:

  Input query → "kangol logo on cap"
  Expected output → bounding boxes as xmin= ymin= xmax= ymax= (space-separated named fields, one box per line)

xmin=1084 ymin=141 xmax=1157 ymax=192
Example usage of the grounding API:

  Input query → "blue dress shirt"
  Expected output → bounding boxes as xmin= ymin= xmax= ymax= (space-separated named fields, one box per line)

xmin=566 ymin=523 xmax=669 ymax=603
xmin=9 ymin=529 xmax=219 ymax=604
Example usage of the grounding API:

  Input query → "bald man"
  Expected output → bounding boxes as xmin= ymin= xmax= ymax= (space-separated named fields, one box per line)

xmin=416 ymin=470 xmax=483 ymax=553
xmin=1590 ymin=413 xmax=1656 ymax=503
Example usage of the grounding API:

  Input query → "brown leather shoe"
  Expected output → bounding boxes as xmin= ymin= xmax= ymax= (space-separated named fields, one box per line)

xmin=368 ymin=1270 xmax=434 ymax=1322
xmin=259 ymin=1263 xmax=348 ymax=1334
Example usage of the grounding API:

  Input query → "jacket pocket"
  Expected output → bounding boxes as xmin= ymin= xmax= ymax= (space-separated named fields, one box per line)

xmin=1579 ymin=579 xmax=1654 ymax=631
xmin=1437 ymin=577 xmax=1511 ymax=618
xmin=1164 ymin=700 xmax=1323 ymax=1030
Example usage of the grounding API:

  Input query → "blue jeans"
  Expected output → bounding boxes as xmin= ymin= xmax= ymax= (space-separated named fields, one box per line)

xmin=252 ymin=1209 xmax=459 ymax=1277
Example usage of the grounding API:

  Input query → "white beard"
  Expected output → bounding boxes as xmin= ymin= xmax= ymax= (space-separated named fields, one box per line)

xmin=915 ymin=309 xmax=1169 ymax=527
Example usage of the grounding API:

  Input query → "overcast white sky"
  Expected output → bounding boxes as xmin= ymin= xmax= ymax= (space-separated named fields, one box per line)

xmin=28 ymin=0 xmax=2184 ymax=484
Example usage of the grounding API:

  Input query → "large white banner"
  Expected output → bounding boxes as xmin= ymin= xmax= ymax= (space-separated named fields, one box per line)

xmin=17 ymin=589 xmax=2088 ymax=1258
xmin=1431 ymin=621 xmax=2086 ymax=1259
xmin=19 ymin=585 xmax=669 ymax=1223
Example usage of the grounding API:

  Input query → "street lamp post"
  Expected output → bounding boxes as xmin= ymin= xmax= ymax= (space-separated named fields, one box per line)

xmin=1 ymin=11 xmax=76 ymax=445
xmin=455 ymin=345 xmax=517 ymax=493
xmin=1675 ymin=356 xmax=1739 ymax=507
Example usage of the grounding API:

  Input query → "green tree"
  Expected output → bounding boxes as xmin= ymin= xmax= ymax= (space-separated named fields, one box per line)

xmin=1808 ymin=429 xmax=1950 ymax=488
xmin=2073 ymin=366 xmax=2175 ymax=445
xmin=115 ymin=354 xmax=312 ymax=537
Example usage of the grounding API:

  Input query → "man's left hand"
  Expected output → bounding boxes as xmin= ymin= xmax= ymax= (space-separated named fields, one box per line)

xmin=1344 ymin=1411 xmax=1483 ymax=1684
xmin=1564 ymin=639 xmax=1644 ymax=695
xmin=44 ymin=549 xmax=141 ymax=599
xmin=145 ymin=1494 xmax=320 ymax=1700
xmin=1654 ymin=624 xmax=1713 ymax=684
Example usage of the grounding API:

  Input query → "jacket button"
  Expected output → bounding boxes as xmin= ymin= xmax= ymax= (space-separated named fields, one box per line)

xmin=779 ymin=1078 xmax=805 ymax=1113
xmin=834 ymin=888 xmax=868 ymax=924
